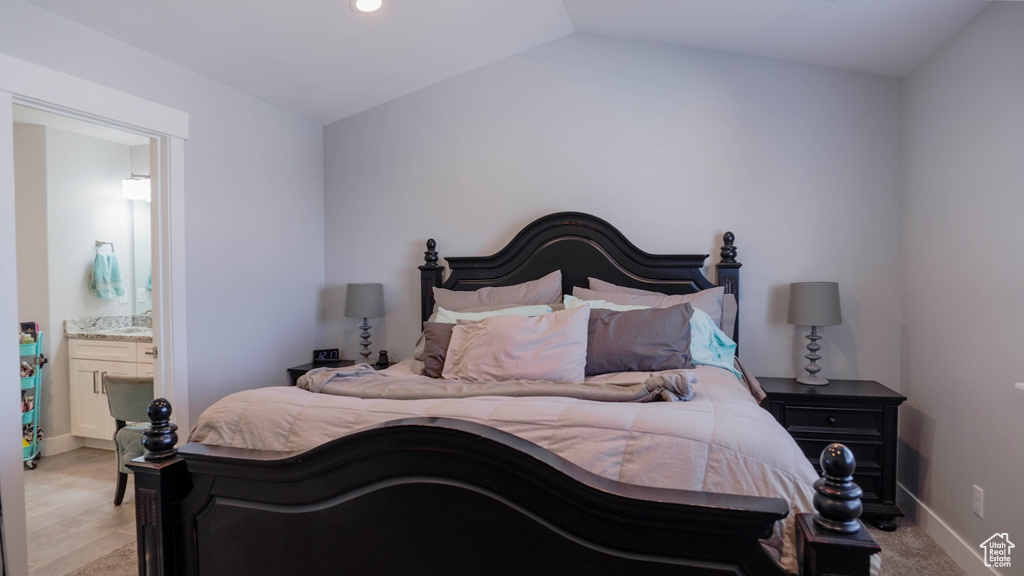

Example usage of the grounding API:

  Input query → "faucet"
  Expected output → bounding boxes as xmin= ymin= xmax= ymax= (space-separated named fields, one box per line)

xmin=144 ymin=309 xmax=153 ymax=316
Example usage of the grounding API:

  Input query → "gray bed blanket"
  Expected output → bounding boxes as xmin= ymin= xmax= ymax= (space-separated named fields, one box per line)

xmin=298 ymin=364 xmax=696 ymax=402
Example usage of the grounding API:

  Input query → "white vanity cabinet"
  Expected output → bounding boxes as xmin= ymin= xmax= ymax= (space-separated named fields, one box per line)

xmin=69 ymin=339 xmax=154 ymax=440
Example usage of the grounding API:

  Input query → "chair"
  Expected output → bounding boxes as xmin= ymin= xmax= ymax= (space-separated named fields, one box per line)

xmin=104 ymin=374 xmax=154 ymax=506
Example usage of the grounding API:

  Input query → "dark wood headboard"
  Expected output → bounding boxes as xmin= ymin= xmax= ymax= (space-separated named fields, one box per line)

xmin=419 ymin=212 xmax=741 ymax=340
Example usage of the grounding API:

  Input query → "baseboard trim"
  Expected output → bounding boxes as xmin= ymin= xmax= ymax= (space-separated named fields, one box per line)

xmin=39 ymin=433 xmax=83 ymax=456
xmin=83 ymin=437 xmax=115 ymax=451
xmin=897 ymin=483 xmax=1003 ymax=576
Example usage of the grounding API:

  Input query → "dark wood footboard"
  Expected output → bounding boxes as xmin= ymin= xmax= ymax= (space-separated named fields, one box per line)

xmin=129 ymin=400 xmax=878 ymax=576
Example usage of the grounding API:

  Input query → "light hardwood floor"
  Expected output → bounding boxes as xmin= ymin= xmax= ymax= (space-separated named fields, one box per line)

xmin=24 ymin=448 xmax=136 ymax=576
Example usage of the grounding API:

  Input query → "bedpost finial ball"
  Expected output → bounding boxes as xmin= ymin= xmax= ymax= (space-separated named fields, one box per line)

xmin=821 ymin=443 xmax=856 ymax=478
xmin=426 ymin=238 xmax=436 ymax=250
xmin=723 ymin=231 xmax=734 ymax=244
xmin=148 ymin=397 xmax=172 ymax=423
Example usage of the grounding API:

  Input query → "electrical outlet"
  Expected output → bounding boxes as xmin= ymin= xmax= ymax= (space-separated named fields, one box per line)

xmin=118 ymin=294 xmax=128 ymax=304
xmin=973 ymin=485 xmax=984 ymax=518
xmin=137 ymin=288 xmax=146 ymax=303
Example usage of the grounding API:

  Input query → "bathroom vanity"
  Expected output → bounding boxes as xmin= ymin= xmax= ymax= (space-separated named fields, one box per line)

xmin=65 ymin=315 xmax=154 ymax=441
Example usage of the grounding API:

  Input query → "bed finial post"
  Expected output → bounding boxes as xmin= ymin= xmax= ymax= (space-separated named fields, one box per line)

xmin=813 ymin=443 xmax=863 ymax=533
xmin=142 ymin=398 xmax=178 ymax=461
xmin=720 ymin=231 xmax=737 ymax=264
xmin=128 ymin=398 xmax=189 ymax=576
xmin=796 ymin=443 xmax=880 ymax=576
xmin=419 ymin=238 xmax=445 ymax=325
xmin=716 ymin=231 xmax=741 ymax=344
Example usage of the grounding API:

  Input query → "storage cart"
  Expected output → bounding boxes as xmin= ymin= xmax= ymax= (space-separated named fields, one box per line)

xmin=19 ymin=330 xmax=43 ymax=469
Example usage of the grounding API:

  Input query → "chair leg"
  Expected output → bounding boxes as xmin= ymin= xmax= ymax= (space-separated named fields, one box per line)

xmin=114 ymin=471 xmax=128 ymax=506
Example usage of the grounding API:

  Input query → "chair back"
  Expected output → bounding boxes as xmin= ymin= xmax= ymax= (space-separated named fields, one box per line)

xmin=105 ymin=375 xmax=154 ymax=423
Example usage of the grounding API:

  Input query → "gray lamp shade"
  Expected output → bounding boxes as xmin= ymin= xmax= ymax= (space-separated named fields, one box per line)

xmin=344 ymin=283 xmax=385 ymax=319
xmin=788 ymin=282 xmax=841 ymax=326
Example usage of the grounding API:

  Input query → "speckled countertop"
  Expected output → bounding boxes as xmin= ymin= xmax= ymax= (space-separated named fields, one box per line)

xmin=64 ymin=314 xmax=153 ymax=342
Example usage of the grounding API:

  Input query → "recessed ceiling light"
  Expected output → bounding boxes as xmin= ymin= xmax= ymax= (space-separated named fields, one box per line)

xmin=351 ymin=0 xmax=381 ymax=12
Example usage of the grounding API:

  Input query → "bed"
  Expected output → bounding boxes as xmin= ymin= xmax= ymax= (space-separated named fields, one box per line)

xmin=129 ymin=212 xmax=879 ymax=576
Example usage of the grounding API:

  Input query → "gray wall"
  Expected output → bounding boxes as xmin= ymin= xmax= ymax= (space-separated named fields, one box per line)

xmin=1 ymin=0 xmax=326 ymax=421
xmin=901 ymin=1 xmax=1024 ymax=564
xmin=324 ymin=33 xmax=904 ymax=387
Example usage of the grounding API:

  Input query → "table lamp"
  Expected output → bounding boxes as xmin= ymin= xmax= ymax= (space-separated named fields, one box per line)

xmin=788 ymin=282 xmax=842 ymax=385
xmin=345 ymin=283 xmax=385 ymax=361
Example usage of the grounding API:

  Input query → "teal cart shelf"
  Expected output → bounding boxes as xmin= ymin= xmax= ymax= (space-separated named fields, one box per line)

xmin=18 ymin=332 xmax=43 ymax=469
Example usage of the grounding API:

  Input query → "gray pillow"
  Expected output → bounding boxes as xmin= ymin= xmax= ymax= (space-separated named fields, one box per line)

xmin=433 ymin=270 xmax=562 ymax=311
xmin=585 ymin=303 xmax=695 ymax=376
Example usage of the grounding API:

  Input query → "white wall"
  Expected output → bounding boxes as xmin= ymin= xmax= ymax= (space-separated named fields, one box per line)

xmin=324 ymin=33 xmax=904 ymax=386
xmin=1 ymin=0 xmax=326 ymax=421
xmin=901 ymin=2 xmax=1024 ymax=571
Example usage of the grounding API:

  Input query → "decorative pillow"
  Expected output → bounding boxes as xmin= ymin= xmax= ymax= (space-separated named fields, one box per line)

xmin=588 ymin=278 xmax=735 ymax=338
xmin=574 ymin=285 xmax=725 ymax=329
xmin=585 ymin=304 xmax=695 ymax=376
xmin=433 ymin=270 xmax=562 ymax=311
xmin=441 ymin=305 xmax=589 ymax=383
xmin=435 ymin=304 xmax=553 ymax=324
xmin=563 ymin=294 xmax=649 ymax=312
xmin=588 ymin=277 xmax=663 ymax=297
xmin=421 ymin=322 xmax=456 ymax=378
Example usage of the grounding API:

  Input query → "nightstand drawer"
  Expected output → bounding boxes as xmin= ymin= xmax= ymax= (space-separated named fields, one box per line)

xmin=783 ymin=405 xmax=883 ymax=436
xmin=795 ymin=438 xmax=883 ymax=471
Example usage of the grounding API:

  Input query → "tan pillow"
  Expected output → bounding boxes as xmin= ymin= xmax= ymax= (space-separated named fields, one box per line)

xmin=441 ymin=305 xmax=589 ymax=383
xmin=433 ymin=270 xmax=562 ymax=311
xmin=574 ymin=285 xmax=725 ymax=329
xmin=588 ymin=278 xmax=737 ymax=340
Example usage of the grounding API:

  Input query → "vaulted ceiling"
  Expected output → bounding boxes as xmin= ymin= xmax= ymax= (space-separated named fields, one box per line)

xmin=26 ymin=0 xmax=990 ymax=125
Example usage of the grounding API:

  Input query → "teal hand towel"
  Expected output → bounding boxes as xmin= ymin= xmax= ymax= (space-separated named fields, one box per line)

xmin=90 ymin=252 xmax=126 ymax=299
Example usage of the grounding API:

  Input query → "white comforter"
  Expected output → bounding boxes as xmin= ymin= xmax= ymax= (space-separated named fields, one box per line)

xmin=189 ymin=362 xmax=819 ymax=574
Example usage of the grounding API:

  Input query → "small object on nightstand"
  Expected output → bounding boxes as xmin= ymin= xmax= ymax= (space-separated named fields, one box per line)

xmin=375 ymin=350 xmax=390 ymax=370
xmin=313 ymin=348 xmax=340 ymax=363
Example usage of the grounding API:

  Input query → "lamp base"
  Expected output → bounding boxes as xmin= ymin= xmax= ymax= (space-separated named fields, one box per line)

xmin=796 ymin=375 xmax=829 ymax=386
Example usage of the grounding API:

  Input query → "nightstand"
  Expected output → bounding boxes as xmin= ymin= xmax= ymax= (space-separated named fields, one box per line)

xmin=287 ymin=360 xmax=355 ymax=386
xmin=759 ymin=377 xmax=906 ymax=531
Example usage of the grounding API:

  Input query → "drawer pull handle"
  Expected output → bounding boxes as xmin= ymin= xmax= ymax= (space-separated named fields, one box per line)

xmin=827 ymin=416 xmax=837 ymax=425
xmin=101 ymin=371 xmax=108 ymax=394
xmin=144 ymin=349 xmax=154 ymax=356
xmin=92 ymin=371 xmax=100 ymax=394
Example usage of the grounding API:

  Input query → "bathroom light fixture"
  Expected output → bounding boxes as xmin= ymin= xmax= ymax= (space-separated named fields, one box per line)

xmin=122 ymin=174 xmax=151 ymax=202
xmin=351 ymin=0 xmax=382 ymax=12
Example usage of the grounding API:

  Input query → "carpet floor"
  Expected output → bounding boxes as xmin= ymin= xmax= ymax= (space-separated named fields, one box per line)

xmin=69 ymin=517 xmax=967 ymax=576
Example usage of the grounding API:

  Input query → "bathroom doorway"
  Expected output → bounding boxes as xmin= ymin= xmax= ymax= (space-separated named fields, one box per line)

xmin=1 ymin=61 xmax=190 ymax=574
xmin=13 ymin=107 xmax=155 ymax=573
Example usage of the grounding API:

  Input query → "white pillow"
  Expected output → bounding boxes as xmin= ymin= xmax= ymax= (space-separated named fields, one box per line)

xmin=434 ymin=305 xmax=553 ymax=324
xmin=563 ymin=294 xmax=650 ymax=312
xmin=441 ymin=305 xmax=590 ymax=383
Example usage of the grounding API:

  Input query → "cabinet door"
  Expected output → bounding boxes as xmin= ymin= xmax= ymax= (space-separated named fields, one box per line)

xmin=70 ymin=359 xmax=109 ymax=440
xmin=70 ymin=359 xmax=138 ymax=440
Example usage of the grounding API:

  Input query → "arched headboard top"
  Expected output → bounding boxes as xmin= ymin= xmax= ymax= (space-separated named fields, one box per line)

xmin=418 ymin=212 xmax=740 ymax=337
